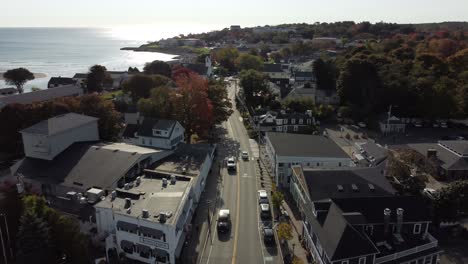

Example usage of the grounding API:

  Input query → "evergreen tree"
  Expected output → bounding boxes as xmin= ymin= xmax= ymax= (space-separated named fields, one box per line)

xmin=16 ymin=211 xmax=53 ymax=264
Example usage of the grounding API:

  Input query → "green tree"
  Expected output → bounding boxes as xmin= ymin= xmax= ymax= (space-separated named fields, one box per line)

xmin=122 ymin=74 xmax=171 ymax=101
xmin=137 ymin=86 xmax=174 ymax=119
xmin=214 ymin=48 xmax=239 ymax=72
xmin=3 ymin=68 xmax=35 ymax=94
xmin=313 ymin=58 xmax=337 ymax=90
xmin=434 ymin=181 xmax=468 ymax=223
xmin=235 ymin=53 xmax=264 ymax=71
xmin=271 ymin=191 xmax=284 ymax=210
xmin=16 ymin=210 xmax=53 ymax=264
xmin=239 ymin=69 xmax=270 ymax=107
xmin=283 ymin=98 xmax=315 ymax=113
xmin=31 ymin=87 xmax=42 ymax=92
xmin=143 ymin=60 xmax=172 ymax=77
xmin=207 ymin=80 xmax=233 ymax=124
xmin=86 ymin=65 xmax=110 ymax=93
xmin=277 ymin=222 xmax=293 ymax=242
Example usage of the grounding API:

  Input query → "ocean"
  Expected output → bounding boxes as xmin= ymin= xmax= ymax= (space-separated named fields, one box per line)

xmin=0 ymin=26 xmax=217 ymax=92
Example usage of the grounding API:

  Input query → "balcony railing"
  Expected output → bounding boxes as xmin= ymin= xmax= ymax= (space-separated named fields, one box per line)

xmin=303 ymin=222 xmax=324 ymax=264
xmin=375 ymin=233 xmax=438 ymax=264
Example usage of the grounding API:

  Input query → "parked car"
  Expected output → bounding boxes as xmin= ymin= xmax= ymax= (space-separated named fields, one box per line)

xmin=260 ymin=203 xmax=271 ymax=219
xmin=357 ymin=122 xmax=367 ymax=128
xmin=262 ymin=225 xmax=275 ymax=245
xmin=422 ymin=188 xmax=437 ymax=200
xmin=414 ymin=121 xmax=423 ymax=128
xmin=258 ymin=190 xmax=269 ymax=204
xmin=227 ymin=157 xmax=236 ymax=171
xmin=241 ymin=151 xmax=249 ymax=161
xmin=217 ymin=209 xmax=231 ymax=233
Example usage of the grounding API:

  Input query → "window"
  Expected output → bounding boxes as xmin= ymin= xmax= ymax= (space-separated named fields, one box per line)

xmin=316 ymin=163 xmax=320 ymax=167
xmin=365 ymin=225 xmax=374 ymax=235
xmin=299 ymin=119 xmax=303 ymax=124
xmin=278 ymin=163 xmax=284 ymax=168
xmin=149 ymin=139 xmax=152 ymax=145
xmin=307 ymin=119 xmax=312 ymax=125
xmin=414 ymin=223 xmax=422 ymax=234
xmin=424 ymin=256 xmax=432 ymax=264
xmin=291 ymin=119 xmax=296 ymax=124
xmin=142 ymin=138 xmax=145 ymax=144
xmin=359 ymin=257 xmax=366 ymax=264
xmin=294 ymin=125 xmax=298 ymax=132
xmin=284 ymin=119 xmax=288 ymax=125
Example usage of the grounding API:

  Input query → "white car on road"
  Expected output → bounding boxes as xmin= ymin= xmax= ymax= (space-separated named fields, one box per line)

xmin=227 ymin=157 xmax=236 ymax=171
xmin=258 ymin=190 xmax=269 ymax=204
xmin=241 ymin=151 xmax=249 ymax=161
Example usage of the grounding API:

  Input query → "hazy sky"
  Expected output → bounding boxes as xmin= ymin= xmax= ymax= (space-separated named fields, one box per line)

xmin=2 ymin=0 xmax=467 ymax=28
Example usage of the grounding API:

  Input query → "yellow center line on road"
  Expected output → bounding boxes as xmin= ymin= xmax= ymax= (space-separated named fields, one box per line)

xmin=231 ymin=156 xmax=241 ymax=264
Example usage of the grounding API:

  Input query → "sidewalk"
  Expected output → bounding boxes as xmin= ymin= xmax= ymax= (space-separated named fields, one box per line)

xmin=178 ymin=158 xmax=223 ymax=264
xmin=280 ymin=193 xmax=311 ymax=264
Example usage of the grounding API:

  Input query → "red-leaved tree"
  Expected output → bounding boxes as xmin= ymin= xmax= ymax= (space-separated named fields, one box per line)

xmin=172 ymin=73 xmax=214 ymax=143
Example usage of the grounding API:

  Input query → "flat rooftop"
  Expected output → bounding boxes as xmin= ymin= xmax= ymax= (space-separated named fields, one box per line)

xmin=150 ymin=143 xmax=215 ymax=177
xmin=95 ymin=176 xmax=192 ymax=225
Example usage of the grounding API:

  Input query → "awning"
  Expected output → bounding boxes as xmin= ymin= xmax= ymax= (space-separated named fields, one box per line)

xmin=117 ymin=221 xmax=138 ymax=232
xmin=139 ymin=226 xmax=164 ymax=239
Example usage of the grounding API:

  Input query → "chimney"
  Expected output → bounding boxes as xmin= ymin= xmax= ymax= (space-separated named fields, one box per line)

xmin=384 ymin=208 xmax=391 ymax=235
xmin=135 ymin=176 xmax=141 ymax=186
xmin=111 ymin=190 xmax=117 ymax=200
xmin=124 ymin=183 xmax=129 ymax=190
xmin=427 ymin=149 xmax=437 ymax=159
xmin=159 ymin=212 xmax=167 ymax=223
xmin=124 ymin=198 xmax=131 ymax=209
xmin=396 ymin=208 xmax=404 ymax=234
xmin=170 ymin=175 xmax=177 ymax=185
xmin=142 ymin=209 xmax=149 ymax=218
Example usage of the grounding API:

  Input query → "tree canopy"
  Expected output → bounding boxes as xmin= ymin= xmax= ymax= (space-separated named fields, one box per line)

xmin=235 ymin=53 xmax=264 ymax=71
xmin=3 ymin=68 xmax=35 ymax=94
xmin=122 ymin=74 xmax=171 ymax=101
xmin=143 ymin=60 xmax=172 ymax=77
xmin=239 ymin=69 xmax=271 ymax=107
xmin=86 ymin=65 xmax=111 ymax=93
xmin=214 ymin=48 xmax=239 ymax=72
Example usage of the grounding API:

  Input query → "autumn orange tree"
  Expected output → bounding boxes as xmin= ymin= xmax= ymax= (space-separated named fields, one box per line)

xmin=172 ymin=72 xmax=214 ymax=143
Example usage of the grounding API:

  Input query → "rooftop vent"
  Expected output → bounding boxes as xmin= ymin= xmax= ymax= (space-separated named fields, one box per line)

xmin=351 ymin=184 xmax=359 ymax=192
xmin=162 ymin=178 xmax=168 ymax=187
xmin=124 ymin=183 xmax=129 ymax=190
xmin=368 ymin=184 xmax=375 ymax=191
xmin=159 ymin=212 xmax=167 ymax=223
xmin=111 ymin=190 xmax=117 ymax=200
xmin=182 ymin=168 xmax=187 ymax=175
xmin=126 ymin=208 xmax=131 ymax=214
xmin=170 ymin=175 xmax=176 ymax=185
xmin=142 ymin=209 xmax=149 ymax=218
xmin=135 ymin=177 xmax=141 ymax=186
xmin=124 ymin=198 xmax=131 ymax=209
xmin=337 ymin=185 xmax=344 ymax=192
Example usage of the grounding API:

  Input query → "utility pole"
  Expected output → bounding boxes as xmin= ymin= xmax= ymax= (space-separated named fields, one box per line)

xmin=0 ymin=214 xmax=12 ymax=259
xmin=386 ymin=105 xmax=393 ymax=136
xmin=0 ymin=219 xmax=7 ymax=264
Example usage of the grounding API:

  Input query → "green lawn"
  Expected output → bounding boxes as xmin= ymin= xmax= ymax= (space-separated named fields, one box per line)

xmin=101 ymin=90 xmax=123 ymax=100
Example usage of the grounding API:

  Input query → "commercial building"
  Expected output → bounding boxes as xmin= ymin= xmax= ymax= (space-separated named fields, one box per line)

xmin=265 ymin=132 xmax=353 ymax=187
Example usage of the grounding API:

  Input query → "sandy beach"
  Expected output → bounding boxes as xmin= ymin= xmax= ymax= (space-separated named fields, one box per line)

xmin=0 ymin=72 xmax=47 ymax=80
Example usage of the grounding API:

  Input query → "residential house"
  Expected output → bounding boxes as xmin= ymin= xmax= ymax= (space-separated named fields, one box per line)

xmin=48 ymin=77 xmax=76 ymax=88
xmin=354 ymin=142 xmax=388 ymax=167
xmin=73 ymin=71 xmax=130 ymax=90
xmin=122 ymin=117 xmax=185 ymax=150
xmin=230 ymin=25 xmax=241 ymax=31
xmin=95 ymin=143 xmax=215 ymax=264
xmin=409 ymin=140 xmax=468 ymax=180
xmin=265 ymin=132 xmax=353 ymax=187
xmin=0 ymin=87 xmax=18 ymax=96
xmin=182 ymin=56 xmax=213 ymax=77
xmin=0 ymin=84 xmax=83 ymax=109
xmin=262 ymin=63 xmax=291 ymax=88
xmin=159 ymin=38 xmax=180 ymax=48
xmin=72 ymin=73 xmax=88 ymax=87
xmin=379 ymin=116 xmax=406 ymax=135
xmin=293 ymin=71 xmax=315 ymax=86
xmin=255 ymin=110 xmax=315 ymax=134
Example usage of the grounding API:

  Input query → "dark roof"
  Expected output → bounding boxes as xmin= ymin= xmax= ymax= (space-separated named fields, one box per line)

xmin=122 ymin=124 xmax=139 ymax=138
xmin=0 ymin=85 xmax=83 ymax=108
xmin=73 ymin=73 xmax=88 ymax=79
xmin=439 ymin=140 xmax=468 ymax=156
xmin=262 ymin=63 xmax=284 ymax=73
xmin=14 ymin=142 xmax=153 ymax=191
xmin=359 ymin=142 xmax=388 ymax=164
xmin=302 ymin=164 xmax=396 ymax=201
xmin=138 ymin=118 xmax=176 ymax=138
xmin=294 ymin=71 xmax=313 ymax=78
xmin=184 ymin=64 xmax=208 ymax=75
xmin=317 ymin=203 xmax=379 ymax=260
xmin=332 ymin=196 xmax=432 ymax=223
xmin=409 ymin=143 xmax=468 ymax=171
xmin=267 ymin=132 xmax=349 ymax=158
xmin=0 ymin=87 xmax=17 ymax=94
xmin=20 ymin=113 xmax=97 ymax=136
xmin=48 ymin=77 xmax=76 ymax=87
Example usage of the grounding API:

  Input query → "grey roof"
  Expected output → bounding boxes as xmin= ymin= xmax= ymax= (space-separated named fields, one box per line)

xmin=409 ymin=143 xmax=468 ymax=170
xmin=302 ymin=163 xmax=396 ymax=201
xmin=267 ymin=132 xmax=349 ymax=158
xmin=48 ymin=77 xmax=76 ymax=87
xmin=95 ymin=176 xmax=192 ymax=225
xmin=283 ymin=87 xmax=315 ymax=101
xmin=359 ymin=142 xmax=388 ymax=164
xmin=0 ymin=87 xmax=17 ymax=95
xmin=20 ymin=113 xmax=98 ymax=136
xmin=15 ymin=142 xmax=160 ymax=191
xmin=262 ymin=63 xmax=284 ymax=73
xmin=138 ymin=118 xmax=176 ymax=138
xmin=439 ymin=140 xmax=468 ymax=156
xmin=0 ymin=84 xmax=83 ymax=108
xmin=73 ymin=73 xmax=87 ymax=79
xmin=151 ymin=143 xmax=215 ymax=177
xmin=294 ymin=71 xmax=313 ymax=78
xmin=122 ymin=124 xmax=139 ymax=138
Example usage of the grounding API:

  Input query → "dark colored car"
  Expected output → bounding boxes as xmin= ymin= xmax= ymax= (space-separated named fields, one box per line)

xmin=263 ymin=226 xmax=275 ymax=245
xmin=217 ymin=209 xmax=231 ymax=233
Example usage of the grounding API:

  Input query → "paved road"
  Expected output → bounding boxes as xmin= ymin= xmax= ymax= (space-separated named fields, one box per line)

xmin=199 ymin=81 xmax=279 ymax=264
